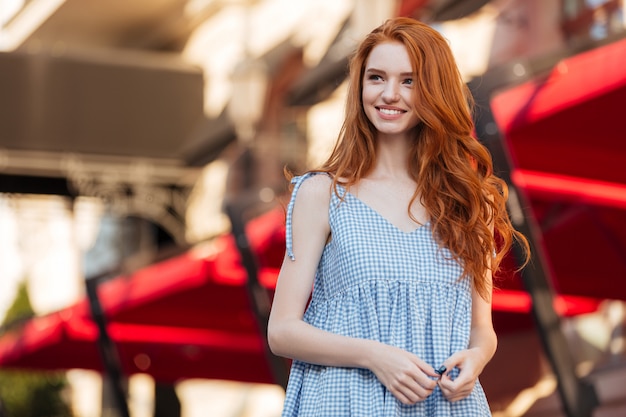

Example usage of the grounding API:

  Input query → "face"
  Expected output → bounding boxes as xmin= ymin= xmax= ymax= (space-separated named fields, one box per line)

xmin=361 ymin=41 xmax=420 ymax=140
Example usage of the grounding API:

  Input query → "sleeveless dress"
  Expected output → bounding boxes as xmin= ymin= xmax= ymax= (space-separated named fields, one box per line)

xmin=281 ymin=172 xmax=491 ymax=417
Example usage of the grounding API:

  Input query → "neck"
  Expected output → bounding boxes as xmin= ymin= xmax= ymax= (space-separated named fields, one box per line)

xmin=371 ymin=134 xmax=411 ymax=180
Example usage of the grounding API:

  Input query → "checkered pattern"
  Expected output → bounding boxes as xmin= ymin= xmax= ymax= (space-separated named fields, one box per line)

xmin=282 ymin=173 xmax=492 ymax=416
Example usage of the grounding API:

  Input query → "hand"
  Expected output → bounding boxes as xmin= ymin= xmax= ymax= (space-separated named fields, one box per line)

xmin=369 ymin=343 xmax=439 ymax=405
xmin=437 ymin=348 xmax=484 ymax=402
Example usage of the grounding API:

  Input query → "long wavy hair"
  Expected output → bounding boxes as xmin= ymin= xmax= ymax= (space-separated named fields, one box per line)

xmin=314 ymin=17 xmax=529 ymax=300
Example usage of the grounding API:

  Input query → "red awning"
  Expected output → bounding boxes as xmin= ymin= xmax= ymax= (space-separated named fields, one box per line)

xmin=491 ymin=37 xmax=626 ymax=301
xmin=0 ymin=311 xmax=273 ymax=383
xmin=0 ymin=209 xmax=285 ymax=383
xmin=0 ymin=200 xmax=603 ymax=379
xmin=491 ymin=37 xmax=626 ymax=184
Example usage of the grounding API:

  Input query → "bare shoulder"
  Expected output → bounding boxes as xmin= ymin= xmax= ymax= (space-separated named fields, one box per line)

xmin=295 ymin=173 xmax=333 ymax=205
xmin=291 ymin=174 xmax=332 ymax=235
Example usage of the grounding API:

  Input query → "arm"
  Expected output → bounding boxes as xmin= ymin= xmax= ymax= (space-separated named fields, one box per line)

xmin=267 ymin=175 xmax=438 ymax=404
xmin=438 ymin=271 xmax=498 ymax=402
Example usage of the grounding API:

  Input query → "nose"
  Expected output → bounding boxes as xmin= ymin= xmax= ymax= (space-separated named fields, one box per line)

xmin=382 ymin=80 xmax=400 ymax=102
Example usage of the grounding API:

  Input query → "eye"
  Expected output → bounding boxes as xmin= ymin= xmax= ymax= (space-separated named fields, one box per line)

xmin=367 ymin=74 xmax=383 ymax=81
xmin=403 ymin=78 xmax=413 ymax=86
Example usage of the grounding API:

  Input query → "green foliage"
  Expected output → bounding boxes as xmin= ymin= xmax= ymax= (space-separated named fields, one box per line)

xmin=1 ymin=282 xmax=34 ymax=328
xmin=0 ymin=282 xmax=73 ymax=417
xmin=0 ymin=371 xmax=72 ymax=417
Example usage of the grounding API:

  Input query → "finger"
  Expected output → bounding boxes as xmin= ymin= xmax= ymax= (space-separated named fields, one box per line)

xmin=414 ymin=376 xmax=440 ymax=397
xmin=394 ymin=383 xmax=432 ymax=404
xmin=406 ymin=377 xmax=436 ymax=398
xmin=425 ymin=365 xmax=442 ymax=378
xmin=438 ymin=373 xmax=469 ymax=391
xmin=394 ymin=389 xmax=418 ymax=405
xmin=401 ymin=371 xmax=437 ymax=390
xmin=440 ymin=361 xmax=459 ymax=377
xmin=438 ymin=377 xmax=475 ymax=402
xmin=387 ymin=379 xmax=416 ymax=405
xmin=445 ymin=388 xmax=473 ymax=403
xmin=414 ymin=358 xmax=442 ymax=378
xmin=438 ymin=384 xmax=460 ymax=402
xmin=390 ymin=375 xmax=435 ymax=404
xmin=441 ymin=351 xmax=465 ymax=372
xmin=406 ymin=367 xmax=439 ymax=390
xmin=438 ymin=376 xmax=455 ymax=395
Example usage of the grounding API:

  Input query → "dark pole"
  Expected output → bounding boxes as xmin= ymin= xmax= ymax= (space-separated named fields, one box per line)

xmin=470 ymin=70 xmax=599 ymax=417
xmin=154 ymin=382 xmax=182 ymax=417
xmin=85 ymin=271 xmax=131 ymax=417
xmin=489 ymin=137 xmax=598 ymax=417
xmin=225 ymin=202 xmax=290 ymax=390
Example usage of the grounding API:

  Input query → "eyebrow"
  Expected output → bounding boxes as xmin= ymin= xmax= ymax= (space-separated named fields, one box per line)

xmin=365 ymin=68 xmax=414 ymax=77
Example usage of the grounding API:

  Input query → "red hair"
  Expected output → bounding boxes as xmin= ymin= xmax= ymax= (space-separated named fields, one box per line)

xmin=316 ymin=17 xmax=529 ymax=300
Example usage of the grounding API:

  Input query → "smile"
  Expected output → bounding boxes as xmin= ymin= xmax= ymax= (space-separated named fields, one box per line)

xmin=377 ymin=107 xmax=405 ymax=116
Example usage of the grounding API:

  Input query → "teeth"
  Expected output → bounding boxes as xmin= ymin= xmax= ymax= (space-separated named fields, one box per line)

xmin=379 ymin=108 xmax=403 ymax=115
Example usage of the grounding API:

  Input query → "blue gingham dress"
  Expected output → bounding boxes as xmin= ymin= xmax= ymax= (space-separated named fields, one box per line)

xmin=281 ymin=173 xmax=491 ymax=416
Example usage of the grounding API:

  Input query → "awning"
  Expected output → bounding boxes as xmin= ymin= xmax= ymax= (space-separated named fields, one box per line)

xmin=0 ymin=50 xmax=204 ymax=161
xmin=0 ymin=311 xmax=273 ymax=383
xmin=491 ymin=36 xmax=626 ymax=301
xmin=491 ymin=36 xmax=626 ymax=183
xmin=1 ymin=198 xmax=604 ymax=382
xmin=0 ymin=208 xmax=285 ymax=383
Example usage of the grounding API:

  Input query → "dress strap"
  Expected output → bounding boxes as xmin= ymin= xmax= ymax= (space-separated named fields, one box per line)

xmin=285 ymin=172 xmax=322 ymax=261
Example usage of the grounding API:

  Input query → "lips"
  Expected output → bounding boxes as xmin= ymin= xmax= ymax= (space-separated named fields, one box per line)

xmin=376 ymin=106 xmax=406 ymax=118
xmin=379 ymin=108 xmax=403 ymax=115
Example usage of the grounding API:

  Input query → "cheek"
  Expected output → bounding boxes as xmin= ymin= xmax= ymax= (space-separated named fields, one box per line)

xmin=403 ymin=89 xmax=416 ymax=105
xmin=361 ymin=91 xmax=376 ymax=109
xmin=361 ymin=88 xmax=376 ymax=116
xmin=362 ymin=105 xmax=375 ymax=125
xmin=361 ymin=86 xmax=373 ymax=104
xmin=362 ymin=81 xmax=382 ymax=102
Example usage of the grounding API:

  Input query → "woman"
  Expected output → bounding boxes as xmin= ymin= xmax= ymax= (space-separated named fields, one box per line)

xmin=267 ymin=17 xmax=529 ymax=416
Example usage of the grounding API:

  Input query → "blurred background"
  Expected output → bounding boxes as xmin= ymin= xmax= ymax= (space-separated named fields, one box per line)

xmin=0 ymin=0 xmax=625 ymax=416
